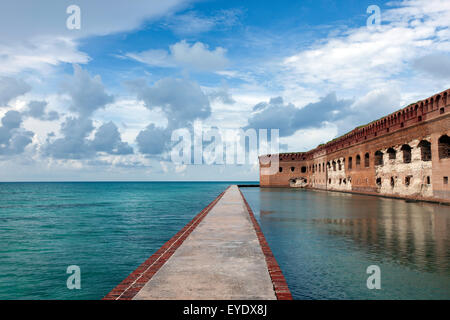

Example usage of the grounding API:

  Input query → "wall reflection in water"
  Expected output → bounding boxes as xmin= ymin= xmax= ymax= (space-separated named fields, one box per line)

xmin=243 ymin=187 xmax=450 ymax=299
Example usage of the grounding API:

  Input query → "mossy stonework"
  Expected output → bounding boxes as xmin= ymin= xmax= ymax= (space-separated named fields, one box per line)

xmin=259 ymin=88 xmax=450 ymax=204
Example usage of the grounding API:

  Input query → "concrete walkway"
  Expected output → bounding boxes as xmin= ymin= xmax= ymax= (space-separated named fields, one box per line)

xmin=133 ymin=185 xmax=277 ymax=300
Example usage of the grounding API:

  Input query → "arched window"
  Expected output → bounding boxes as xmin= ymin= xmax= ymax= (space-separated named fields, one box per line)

xmin=348 ymin=157 xmax=353 ymax=170
xmin=301 ymin=166 xmax=307 ymax=173
xmin=279 ymin=167 xmax=283 ymax=173
xmin=356 ymin=155 xmax=361 ymax=167
xmin=332 ymin=161 xmax=337 ymax=171
xmin=337 ymin=160 xmax=342 ymax=171
xmin=387 ymin=147 xmax=396 ymax=160
xmin=401 ymin=144 xmax=412 ymax=163
xmin=376 ymin=177 xmax=382 ymax=186
xmin=418 ymin=140 xmax=432 ymax=161
xmin=438 ymin=135 xmax=450 ymax=159
xmin=364 ymin=153 xmax=370 ymax=168
xmin=291 ymin=167 xmax=295 ymax=172
xmin=375 ymin=151 xmax=383 ymax=166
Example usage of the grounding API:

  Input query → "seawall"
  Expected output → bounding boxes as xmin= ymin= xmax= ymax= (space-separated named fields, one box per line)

xmin=103 ymin=185 xmax=291 ymax=300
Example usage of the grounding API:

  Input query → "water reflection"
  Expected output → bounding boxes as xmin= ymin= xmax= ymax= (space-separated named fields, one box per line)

xmin=242 ymin=187 xmax=450 ymax=299
xmin=259 ymin=188 xmax=449 ymax=274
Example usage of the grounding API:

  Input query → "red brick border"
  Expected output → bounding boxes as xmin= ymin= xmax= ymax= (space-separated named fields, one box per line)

xmin=239 ymin=188 xmax=293 ymax=300
xmin=103 ymin=187 xmax=228 ymax=300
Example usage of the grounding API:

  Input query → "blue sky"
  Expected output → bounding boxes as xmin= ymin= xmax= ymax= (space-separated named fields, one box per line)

xmin=0 ymin=0 xmax=449 ymax=181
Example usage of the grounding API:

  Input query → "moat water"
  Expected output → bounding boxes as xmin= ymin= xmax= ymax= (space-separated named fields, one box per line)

xmin=241 ymin=187 xmax=450 ymax=300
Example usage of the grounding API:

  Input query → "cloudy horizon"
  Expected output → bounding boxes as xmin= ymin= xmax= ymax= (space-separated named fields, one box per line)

xmin=0 ymin=0 xmax=449 ymax=181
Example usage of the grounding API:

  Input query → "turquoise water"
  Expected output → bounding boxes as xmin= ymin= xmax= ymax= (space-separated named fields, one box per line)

xmin=0 ymin=182 xmax=244 ymax=300
xmin=241 ymin=188 xmax=450 ymax=300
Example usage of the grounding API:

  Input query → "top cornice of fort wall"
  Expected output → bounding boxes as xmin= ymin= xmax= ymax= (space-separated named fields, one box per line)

xmin=260 ymin=88 xmax=450 ymax=163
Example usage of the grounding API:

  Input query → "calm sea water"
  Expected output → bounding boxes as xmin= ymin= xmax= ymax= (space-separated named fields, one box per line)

xmin=0 ymin=182 xmax=244 ymax=300
xmin=241 ymin=187 xmax=450 ymax=300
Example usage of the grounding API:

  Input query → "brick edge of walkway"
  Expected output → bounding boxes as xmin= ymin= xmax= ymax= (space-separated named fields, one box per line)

xmin=103 ymin=187 xmax=229 ymax=300
xmin=238 ymin=188 xmax=293 ymax=300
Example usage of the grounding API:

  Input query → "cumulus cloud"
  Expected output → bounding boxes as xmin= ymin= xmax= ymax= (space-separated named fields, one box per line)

xmin=136 ymin=124 xmax=171 ymax=155
xmin=246 ymin=94 xmax=353 ymax=137
xmin=0 ymin=77 xmax=31 ymax=106
xmin=26 ymin=101 xmax=59 ymax=121
xmin=282 ymin=0 xmax=450 ymax=90
xmin=246 ymin=87 xmax=402 ymax=139
xmin=92 ymin=122 xmax=134 ymax=155
xmin=171 ymin=41 xmax=228 ymax=71
xmin=45 ymin=117 xmax=133 ymax=159
xmin=127 ymin=77 xmax=211 ymax=155
xmin=128 ymin=77 xmax=211 ymax=127
xmin=208 ymin=87 xmax=236 ymax=105
xmin=63 ymin=65 xmax=114 ymax=117
xmin=0 ymin=111 xmax=34 ymax=156
xmin=44 ymin=66 xmax=132 ymax=159
xmin=125 ymin=40 xmax=229 ymax=71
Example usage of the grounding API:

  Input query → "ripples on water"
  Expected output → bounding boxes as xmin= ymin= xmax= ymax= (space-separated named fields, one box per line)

xmin=0 ymin=182 xmax=234 ymax=300
xmin=241 ymin=188 xmax=450 ymax=300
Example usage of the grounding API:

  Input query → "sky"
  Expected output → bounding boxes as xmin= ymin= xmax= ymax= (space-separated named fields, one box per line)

xmin=0 ymin=0 xmax=449 ymax=181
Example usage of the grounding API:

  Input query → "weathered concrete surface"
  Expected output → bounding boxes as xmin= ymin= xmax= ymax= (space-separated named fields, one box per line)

xmin=133 ymin=185 xmax=276 ymax=300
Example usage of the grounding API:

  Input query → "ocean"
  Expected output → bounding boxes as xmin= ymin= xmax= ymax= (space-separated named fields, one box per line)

xmin=1 ymin=182 xmax=449 ymax=300
xmin=0 ymin=182 xmax=239 ymax=300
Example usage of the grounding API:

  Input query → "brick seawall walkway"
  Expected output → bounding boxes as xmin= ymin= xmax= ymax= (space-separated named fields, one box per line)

xmin=104 ymin=185 xmax=291 ymax=300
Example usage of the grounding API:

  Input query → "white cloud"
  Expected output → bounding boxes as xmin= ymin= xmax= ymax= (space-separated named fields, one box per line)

xmin=160 ymin=9 xmax=242 ymax=35
xmin=0 ymin=0 xmax=190 ymax=42
xmin=282 ymin=0 xmax=450 ymax=91
xmin=0 ymin=37 xmax=89 ymax=76
xmin=0 ymin=0 xmax=190 ymax=74
xmin=126 ymin=40 xmax=229 ymax=71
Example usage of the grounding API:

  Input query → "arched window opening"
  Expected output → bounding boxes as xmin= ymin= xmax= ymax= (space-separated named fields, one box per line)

xmin=279 ymin=167 xmax=283 ymax=173
xmin=390 ymin=177 xmax=395 ymax=187
xmin=438 ymin=135 xmax=450 ymax=159
xmin=338 ymin=160 xmax=342 ymax=171
xmin=376 ymin=177 xmax=382 ymax=186
xmin=364 ymin=153 xmax=370 ymax=168
xmin=301 ymin=166 xmax=307 ymax=173
xmin=401 ymin=144 xmax=412 ymax=163
xmin=375 ymin=151 xmax=383 ymax=166
xmin=418 ymin=140 xmax=432 ymax=161
xmin=387 ymin=147 xmax=396 ymax=160
xmin=332 ymin=161 xmax=336 ymax=171
xmin=348 ymin=157 xmax=353 ymax=170
xmin=291 ymin=167 xmax=295 ymax=172
xmin=356 ymin=155 xmax=361 ymax=167
xmin=405 ymin=176 xmax=412 ymax=187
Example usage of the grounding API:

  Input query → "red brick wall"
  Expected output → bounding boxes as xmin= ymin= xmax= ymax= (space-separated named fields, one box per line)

xmin=260 ymin=89 xmax=450 ymax=204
